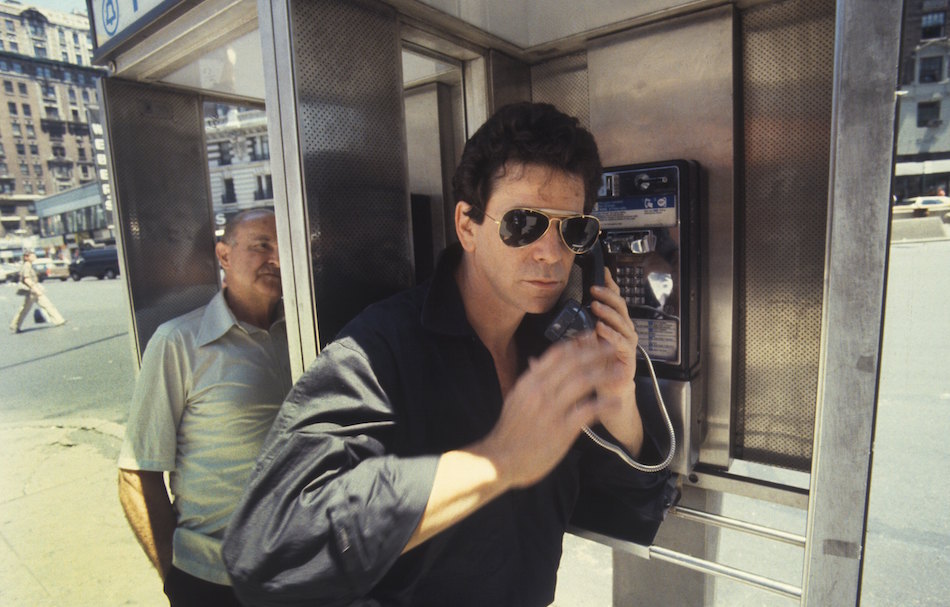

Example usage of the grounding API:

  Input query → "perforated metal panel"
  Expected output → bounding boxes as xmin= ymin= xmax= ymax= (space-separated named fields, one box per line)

xmin=289 ymin=0 xmax=412 ymax=346
xmin=102 ymin=79 xmax=218 ymax=358
xmin=531 ymin=52 xmax=591 ymax=129
xmin=734 ymin=0 xmax=835 ymax=471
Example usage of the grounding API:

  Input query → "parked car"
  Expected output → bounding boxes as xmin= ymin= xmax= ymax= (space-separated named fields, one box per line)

xmin=899 ymin=196 xmax=950 ymax=214
xmin=69 ymin=247 xmax=120 ymax=280
xmin=32 ymin=257 xmax=70 ymax=282
xmin=1 ymin=262 xmax=19 ymax=283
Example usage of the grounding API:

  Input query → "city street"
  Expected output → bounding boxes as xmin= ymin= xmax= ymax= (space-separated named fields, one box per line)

xmin=0 ymin=236 xmax=947 ymax=606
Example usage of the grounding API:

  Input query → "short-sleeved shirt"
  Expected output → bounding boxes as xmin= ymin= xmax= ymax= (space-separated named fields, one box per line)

xmin=119 ymin=290 xmax=292 ymax=585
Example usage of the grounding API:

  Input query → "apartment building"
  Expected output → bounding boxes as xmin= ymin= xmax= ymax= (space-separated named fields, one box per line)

xmin=895 ymin=0 xmax=950 ymax=199
xmin=0 ymin=1 xmax=103 ymax=241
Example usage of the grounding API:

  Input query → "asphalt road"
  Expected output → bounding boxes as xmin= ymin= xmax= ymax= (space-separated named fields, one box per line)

xmin=0 ymin=277 xmax=136 ymax=424
xmin=0 ymin=238 xmax=947 ymax=606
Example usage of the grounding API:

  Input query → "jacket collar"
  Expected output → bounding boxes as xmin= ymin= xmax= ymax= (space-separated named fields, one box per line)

xmin=420 ymin=243 xmax=476 ymax=338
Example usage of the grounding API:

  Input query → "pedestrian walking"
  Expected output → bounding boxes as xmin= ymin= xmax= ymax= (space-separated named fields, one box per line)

xmin=9 ymin=250 xmax=67 ymax=333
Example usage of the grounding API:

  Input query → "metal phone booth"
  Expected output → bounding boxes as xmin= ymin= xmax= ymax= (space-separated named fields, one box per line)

xmin=88 ymin=0 xmax=901 ymax=605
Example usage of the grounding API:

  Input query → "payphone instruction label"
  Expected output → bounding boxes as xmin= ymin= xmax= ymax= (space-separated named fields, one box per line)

xmin=592 ymin=196 xmax=678 ymax=229
xmin=632 ymin=318 xmax=679 ymax=361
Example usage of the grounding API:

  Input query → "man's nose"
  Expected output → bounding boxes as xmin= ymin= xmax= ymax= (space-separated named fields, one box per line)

xmin=532 ymin=219 xmax=569 ymax=262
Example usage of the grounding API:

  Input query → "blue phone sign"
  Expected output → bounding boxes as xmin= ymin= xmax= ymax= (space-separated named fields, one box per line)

xmin=102 ymin=0 xmax=119 ymax=36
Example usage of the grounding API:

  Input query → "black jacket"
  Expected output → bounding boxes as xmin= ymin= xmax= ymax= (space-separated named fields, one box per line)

xmin=222 ymin=244 xmax=671 ymax=607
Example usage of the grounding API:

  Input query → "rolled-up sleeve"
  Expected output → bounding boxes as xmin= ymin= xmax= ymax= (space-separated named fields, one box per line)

xmin=222 ymin=338 xmax=439 ymax=607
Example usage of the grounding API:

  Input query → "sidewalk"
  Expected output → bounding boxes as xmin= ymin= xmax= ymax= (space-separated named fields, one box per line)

xmin=0 ymin=417 xmax=165 ymax=606
xmin=0 ymin=414 xmax=614 ymax=606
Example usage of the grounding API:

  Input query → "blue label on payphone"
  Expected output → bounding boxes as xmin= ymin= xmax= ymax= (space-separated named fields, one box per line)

xmin=592 ymin=195 xmax=678 ymax=229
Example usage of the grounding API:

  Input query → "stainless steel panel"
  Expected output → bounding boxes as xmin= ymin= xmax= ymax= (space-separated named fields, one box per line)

xmin=257 ymin=0 xmax=315 ymax=378
xmin=287 ymin=0 xmax=413 ymax=350
xmin=406 ymin=84 xmax=449 ymax=269
xmin=405 ymin=81 xmax=463 ymax=274
xmin=588 ymin=5 xmax=736 ymax=470
xmin=635 ymin=377 xmax=704 ymax=475
xmin=736 ymin=0 xmax=835 ymax=471
xmin=486 ymin=49 xmax=531 ymax=111
xmin=101 ymin=78 xmax=218 ymax=359
xmin=531 ymin=51 xmax=590 ymax=128
xmin=802 ymin=0 xmax=901 ymax=603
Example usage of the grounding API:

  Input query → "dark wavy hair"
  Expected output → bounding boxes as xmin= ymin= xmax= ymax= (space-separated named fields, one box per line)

xmin=451 ymin=102 xmax=603 ymax=222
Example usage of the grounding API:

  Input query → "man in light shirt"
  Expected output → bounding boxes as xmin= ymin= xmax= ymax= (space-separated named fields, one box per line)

xmin=118 ymin=208 xmax=291 ymax=606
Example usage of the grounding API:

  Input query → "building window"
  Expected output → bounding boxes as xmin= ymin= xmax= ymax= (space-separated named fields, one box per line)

xmin=27 ymin=20 xmax=44 ymax=37
xmin=29 ymin=144 xmax=37 ymax=155
xmin=34 ymin=163 xmax=42 ymax=176
xmin=7 ymin=101 xmax=16 ymax=115
xmin=11 ymin=122 xmax=20 ymax=135
xmin=922 ymin=12 xmax=947 ymax=39
xmin=3 ymin=80 xmax=11 ymax=93
xmin=920 ymin=56 xmax=944 ymax=83
xmin=26 ymin=125 xmax=35 ymax=138
xmin=34 ymin=45 xmax=47 ymax=59
xmin=17 ymin=82 xmax=25 ymax=95
xmin=0 ymin=162 xmax=7 ymax=175
xmin=68 ymin=88 xmax=76 ymax=103
xmin=20 ymin=162 xmax=28 ymax=175
xmin=218 ymin=141 xmax=232 ymax=166
xmin=81 ymin=89 xmax=89 ymax=102
xmin=918 ymin=101 xmax=942 ymax=127
xmin=73 ymin=31 xmax=79 ymax=45
xmin=9 ymin=41 xmax=18 ymax=53
xmin=223 ymin=178 xmax=237 ymax=203
xmin=38 ymin=183 xmax=45 ymax=194
xmin=61 ymin=51 xmax=68 ymax=62
xmin=21 ymin=103 xmax=30 ymax=116
xmin=5 ymin=20 xmax=14 ymax=33
xmin=42 ymin=84 xmax=55 ymax=98
xmin=250 ymin=136 xmax=270 ymax=161
xmin=45 ymin=106 xmax=59 ymax=119
xmin=255 ymin=174 xmax=274 ymax=200
xmin=24 ymin=183 xmax=32 ymax=194
xmin=77 ymin=147 xmax=86 ymax=160
xmin=15 ymin=143 xmax=25 ymax=155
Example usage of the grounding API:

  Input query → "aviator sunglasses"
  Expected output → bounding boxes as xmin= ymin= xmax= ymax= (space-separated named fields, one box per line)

xmin=482 ymin=207 xmax=602 ymax=254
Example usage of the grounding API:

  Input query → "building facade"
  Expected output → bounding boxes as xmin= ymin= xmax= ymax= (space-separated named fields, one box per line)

xmin=896 ymin=0 xmax=950 ymax=199
xmin=204 ymin=103 xmax=273 ymax=228
xmin=0 ymin=1 xmax=102 ymax=242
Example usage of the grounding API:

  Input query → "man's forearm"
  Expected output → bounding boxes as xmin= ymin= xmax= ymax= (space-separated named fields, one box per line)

xmin=118 ymin=469 xmax=176 ymax=579
xmin=402 ymin=448 xmax=509 ymax=554
xmin=598 ymin=390 xmax=645 ymax=457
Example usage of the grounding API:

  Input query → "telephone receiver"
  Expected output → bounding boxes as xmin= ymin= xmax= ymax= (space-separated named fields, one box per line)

xmin=543 ymin=241 xmax=606 ymax=342
xmin=540 ymin=239 xmax=677 ymax=475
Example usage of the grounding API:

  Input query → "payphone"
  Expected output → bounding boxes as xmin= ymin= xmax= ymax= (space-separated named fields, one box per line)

xmin=595 ymin=160 xmax=701 ymax=380
xmin=593 ymin=159 xmax=703 ymax=475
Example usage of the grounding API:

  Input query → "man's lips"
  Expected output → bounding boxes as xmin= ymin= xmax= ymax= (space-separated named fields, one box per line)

xmin=525 ymin=278 xmax=563 ymax=289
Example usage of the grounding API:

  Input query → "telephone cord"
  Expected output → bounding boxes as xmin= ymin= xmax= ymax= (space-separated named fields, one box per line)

xmin=581 ymin=344 xmax=677 ymax=473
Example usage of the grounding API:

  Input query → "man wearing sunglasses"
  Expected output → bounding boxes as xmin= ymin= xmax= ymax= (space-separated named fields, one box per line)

xmin=224 ymin=103 xmax=670 ymax=607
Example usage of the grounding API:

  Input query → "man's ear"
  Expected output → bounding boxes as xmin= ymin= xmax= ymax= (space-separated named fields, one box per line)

xmin=455 ymin=202 xmax=477 ymax=252
xmin=215 ymin=241 xmax=231 ymax=270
